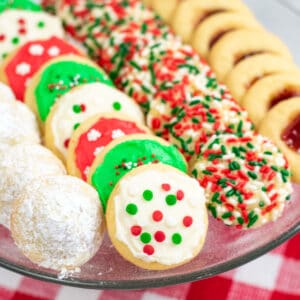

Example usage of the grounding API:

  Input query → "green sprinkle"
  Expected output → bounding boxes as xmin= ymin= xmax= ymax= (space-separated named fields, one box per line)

xmin=202 ymin=170 xmax=212 ymax=175
xmin=143 ymin=190 xmax=153 ymax=201
xmin=113 ymin=101 xmax=122 ymax=111
xmin=126 ymin=203 xmax=138 ymax=215
xmin=166 ymin=194 xmax=177 ymax=206
xmin=246 ymin=142 xmax=254 ymax=149
xmin=259 ymin=201 xmax=265 ymax=208
xmin=141 ymin=85 xmax=151 ymax=94
xmin=172 ymin=233 xmax=182 ymax=245
xmin=229 ymin=161 xmax=240 ymax=170
xmin=11 ymin=37 xmax=19 ymax=45
xmin=264 ymin=151 xmax=273 ymax=155
xmin=191 ymin=169 xmax=198 ymax=178
xmin=141 ymin=22 xmax=147 ymax=34
xmin=37 ymin=21 xmax=45 ymax=28
xmin=140 ymin=232 xmax=151 ymax=244
xmin=237 ymin=217 xmax=244 ymax=225
xmin=271 ymin=166 xmax=279 ymax=172
xmin=208 ymin=204 xmax=217 ymax=218
xmin=286 ymin=195 xmax=291 ymax=201
xmin=221 ymin=145 xmax=227 ymax=154
xmin=212 ymin=192 xmax=222 ymax=204
xmin=129 ymin=60 xmax=142 ymax=71
xmin=73 ymin=123 xmax=80 ymax=130
xmin=222 ymin=212 xmax=232 ymax=219
xmin=72 ymin=104 xmax=81 ymax=113
xmin=247 ymin=214 xmax=259 ymax=228
xmin=247 ymin=171 xmax=257 ymax=180
xmin=262 ymin=187 xmax=267 ymax=192
xmin=226 ymin=189 xmax=235 ymax=197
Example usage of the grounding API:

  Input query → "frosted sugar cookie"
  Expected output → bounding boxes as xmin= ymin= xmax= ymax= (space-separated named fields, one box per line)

xmin=67 ymin=112 xmax=149 ymax=180
xmin=191 ymin=133 xmax=292 ymax=229
xmin=0 ymin=8 xmax=63 ymax=62
xmin=0 ymin=82 xmax=15 ymax=103
xmin=11 ymin=175 xmax=104 ymax=271
xmin=88 ymin=134 xmax=187 ymax=211
xmin=25 ymin=55 xmax=113 ymax=124
xmin=242 ymin=72 xmax=300 ymax=127
xmin=106 ymin=164 xmax=208 ymax=270
xmin=0 ymin=37 xmax=81 ymax=101
xmin=208 ymin=29 xmax=293 ymax=81
xmin=45 ymin=82 xmax=144 ymax=161
xmin=259 ymin=98 xmax=300 ymax=183
xmin=0 ymin=144 xmax=65 ymax=228
xmin=225 ymin=54 xmax=298 ymax=101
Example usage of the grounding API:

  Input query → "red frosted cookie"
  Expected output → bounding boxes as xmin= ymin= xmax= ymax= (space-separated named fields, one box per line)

xmin=0 ymin=36 xmax=81 ymax=101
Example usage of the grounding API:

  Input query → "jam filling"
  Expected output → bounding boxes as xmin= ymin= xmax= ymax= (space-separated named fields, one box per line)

xmin=195 ymin=9 xmax=225 ymax=28
xmin=209 ymin=29 xmax=235 ymax=49
xmin=281 ymin=114 xmax=300 ymax=152
xmin=270 ymin=88 xmax=300 ymax=109
xmin=234 ymin=51 xmax=264 ymax=66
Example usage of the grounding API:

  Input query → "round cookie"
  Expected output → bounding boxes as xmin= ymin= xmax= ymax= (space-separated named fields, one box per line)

xmin=0 ymin=37 xmax=81 ymax=101
xmin=106 ymin=164 xmax=208 ymax=270
xmin=208 ymin=29 xmax=293 ymax=81
xmin=259 ymin=98 xmax=300 ymax=183
xmin=11 ymin=175 xmax=104 ymax=271
xmin=45 ymin=82 xmax=144 ymax=161
xmin=191 ymin=133 xmax=292 ymax=229
xmin=0 ymin=100 xmax=40 ymax=148
xmin=242 ymin=71 xmax=300 ymax=127
xmin=25 ymin=55 xmax=113 ymax=124
xmin=0 ymin=8 xmax=64 ymax=62
xmin=172 ymin=0 xmax=252 ymax=43
xmin=225 ymin=54 xmax=299 ymax=101
xmin=191 ymin=12 xmax=261 ymax=59
xmin=0 ymin=144 xmax=66 ymax=228
xmin=67 ymin=112 xmax=149 ymax=180
xmin=151 ymin=0 xmax=179 ymax=24
xmin=88 ymin=134 xmax=187 ymax=211
xmin=0 ymin=0 xmax=42 ymax=13
xmin=0 ymin=82 xmax=15 ymax=103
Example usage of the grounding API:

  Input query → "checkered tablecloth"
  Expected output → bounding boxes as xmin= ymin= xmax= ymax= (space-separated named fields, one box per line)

xmin=0 ymin=233 xmax=299 ymax=300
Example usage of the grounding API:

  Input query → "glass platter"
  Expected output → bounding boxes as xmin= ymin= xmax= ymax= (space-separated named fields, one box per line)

xmin=1 ymin=0 xmax=300 ymax=290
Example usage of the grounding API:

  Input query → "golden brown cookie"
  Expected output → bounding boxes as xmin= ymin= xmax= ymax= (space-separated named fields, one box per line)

xmin=225 ymin=53 xmax=299 ymax=101
xmin=259 ymin=97 xmax=300 ymax=183
xmin=172 ymin=0 xmax=252 ymax=43
xmin=242 ymin=72 xmax=300 ymax=127
xmin=192 ymin=12 xmax=261 ymax=59
xmin=151 ymin=0 xmax=182 ymax=24
xmin=208 ymin=29 xmax=293 ymax=81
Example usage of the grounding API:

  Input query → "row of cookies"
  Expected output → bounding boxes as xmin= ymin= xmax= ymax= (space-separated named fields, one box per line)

xmin=56 ymin=0 xmax=293 ymax=230
xmin=144 ymin=0 xmax=300 ymax=182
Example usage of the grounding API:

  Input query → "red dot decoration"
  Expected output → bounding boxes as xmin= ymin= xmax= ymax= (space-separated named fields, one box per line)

xmin=0 ymin=34 xmax=5 ymax=41
xmin=152 ymin=210 xmax=163 ymax=222
xmin=161 ymin=183 xmax=171 ymax=191
xmin=176 ymin=190 xmax=184 ymax=200
xmin=151 ymin=117 xmax=161 ymax=130
xmin=18 ymin=18 xmax=25 ymax=25
xmin=154 ymin=231 xmax=165 ymax=242
xmin=143 ymin=245 xmax=154 ymax=255
xmin=80 ymin=104 xmax=86 ymax=112
xmin=130 ymin=225 xmax=142 ymax=236
xmin=183 ymin=216 xmax=193 ymax=227
xmin=64 ymin=138 xmax=70 ymax=148
xmin=18 ymin=28 xmax=27 ymax=35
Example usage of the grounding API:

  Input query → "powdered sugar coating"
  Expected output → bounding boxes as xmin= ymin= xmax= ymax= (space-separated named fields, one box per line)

xmin=0 ymin=144 xmax=66 ymax=228
xmin=11 ymin=175 xmax=104 ymax=271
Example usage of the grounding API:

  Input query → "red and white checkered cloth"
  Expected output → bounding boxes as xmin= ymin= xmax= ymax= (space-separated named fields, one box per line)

xmin=0 ymin=233 xmax=299 ymax=300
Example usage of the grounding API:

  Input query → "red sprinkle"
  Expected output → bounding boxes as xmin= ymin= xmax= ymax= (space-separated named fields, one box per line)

xmin=18 ymin=28 xmax=26 ymax=35
xmin=151 ymin=117 xmax=161 ymax=130
xmin=80 ymin=104 xmax=86 ymax=112
xmin=161 ymin=183 xmax=171 ymax=191
xmin=176 ymin=190 xmax=184 ymax=200
xmin=154 ymin=231 xmax=166 ymax=242
xmin=130 ymin=225 xmax=142 ymax=236
xmin=183 ymin=216 xmax=193 ymax=227
xmin=152 ymin=210 xmax=163 ymax=222
xmin=0 ymin=34 xmax=5 ymax=41
xmin=143 ymin=245 xmax=155 ymax=255
xmin=64 ymin=139 xmax=70 ymax=148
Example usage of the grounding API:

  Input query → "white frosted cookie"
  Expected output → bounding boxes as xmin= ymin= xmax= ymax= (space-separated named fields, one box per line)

xmin=106 ymin=164 xmax=208 ymax=270
xmin=0 ymin=144 xmax=66 ymax=228
xmin=45 ymin=82 xmax=144 ymax=161
xmin=11 ymin=175 xmax=104 ymax=271
xmin=0 ymin=100 xmax=40 ymax=148
xmin=208 ymin=29 xmax=293 ymax=81
xmin=0 ymin=9 xmax=64 ymax=62
xmin=0 ymin=82 xmax=15 ymax=103
xmin=225 ymin=54 xmax=298 ymax=101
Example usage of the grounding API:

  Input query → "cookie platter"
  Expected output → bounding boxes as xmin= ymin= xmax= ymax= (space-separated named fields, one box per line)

xmin=0 ymin=0 xmax=300 ymax=289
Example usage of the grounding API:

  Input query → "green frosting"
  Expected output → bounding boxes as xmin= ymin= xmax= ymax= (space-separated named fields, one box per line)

xmin=0 ymin=0 xmax=42 ymax=13
xmin=34 ymin=60 xmax=114 ymax=122
xmin=91 ymin=139 xmax=187 ymax=211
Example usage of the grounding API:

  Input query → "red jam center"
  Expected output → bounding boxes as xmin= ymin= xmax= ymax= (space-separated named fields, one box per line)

xmin=281 ymin=114 xmax=300 ymax=152
xmin=270 ymin=88 xmax=300 ymax=109
xmin=234 ymin=51 xmax=264 ymax=66
xmin=195 ymin=10 xmax=225 ymax=27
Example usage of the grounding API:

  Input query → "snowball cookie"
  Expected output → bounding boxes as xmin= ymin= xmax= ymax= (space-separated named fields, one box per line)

xmin=0 ymin=8 xmax=64 ymax=62
xmin=44 ymin=82 xmax=144 ymax=161
xmin=106 ymin=164 xmax=208 ymax=270
xmin=0 ymin=144 xmax=66 ymax=228
xmin=151 ymin=0 xmax=179 ymax=23
xmin=259 ymin=98 xmax=300 ymax=183
xmin=191 ymin=12 xmax=261 ymax=59
xmin=191 ymin=134 xmax=292 ymax=229
xmin=172 ymin=0 xmax=252 ymax=43
xmin=11 ymin=175 xmax=104 ymax=271
xmin=225 ymin=54 xmax=299 ymax=101
xmin=0 ymin=100 xmax=40 ymax=149
xmin=242 ymin=71 xmax=300 ymax=127
xmin=0 ymin=82 xmax=15 ymax=103
xmin=209 ymin=29 xmax=293 ymax=81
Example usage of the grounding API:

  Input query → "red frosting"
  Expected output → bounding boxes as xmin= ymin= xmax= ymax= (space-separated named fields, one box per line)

xmin=75 ymin=117 xmax=146 ymax=180
xmin=4 ymin=36 xmax=80 ymax=101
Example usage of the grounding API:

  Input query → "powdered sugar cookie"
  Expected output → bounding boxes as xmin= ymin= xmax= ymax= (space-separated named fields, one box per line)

xmin=106 ymin=164 xmax=208 ymax=270
xmin=0 ymin=37 xmax=81 ymax=101
xmin=191 ymin=133 xmax=292 ymax=229
xmin=242 ymin=72 xmax=300 ymax=127
xmin=25 ymin=55 xmax=113 ymax=124
xmin=0 ymin=8 xmax=64 ymax=62
xmin=11 ymin=175 xmax=104 ymax=271
xmin=67 ymin=112 xmax=149 ymax=180
xmin=45 ymin=82 xmax=144 ymax=161
xmin=225 ymin=54 xmax=298 ymax=101
xmin=208 ymin=29 xmax=293 ymax=81
xmin=259 ymin=98 xmax=300 ymax=183
xmin=0 ymin=82 xmax=15 ymax=103
xmin=0 ymin=144 xmax=65 ymax=228
xmin=88 ymin=134 xmax=187 ymax=211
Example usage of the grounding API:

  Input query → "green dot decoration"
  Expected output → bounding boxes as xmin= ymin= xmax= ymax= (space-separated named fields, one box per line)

xmin=113 ymin=101 xmax=122 ymax=111
xmin=126 ymin=203 xmax=138 ymax=215
xmin=172 ymin=233 xmax=182 ymax=245
xmin=140 ymin=232 xmax=151 ymax=244
xmin=72 ymin=104 xmax=81 ymax=113
xmin=165 ymin=194 xmax=177 ymax=206
xmin=143 ymin=189 xmax=153 ymax=201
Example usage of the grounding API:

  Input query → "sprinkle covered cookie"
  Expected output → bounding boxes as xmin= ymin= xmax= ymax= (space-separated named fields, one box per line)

xmin=67 ymin=112 xmax=149 ymax=180
xmin=191 ymin=134 xmax=292 ymax=229
xmin=106 ymin=164 xmax=208 ymax=270
xmin=88 ymin=134 xmax=187 ymax=211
